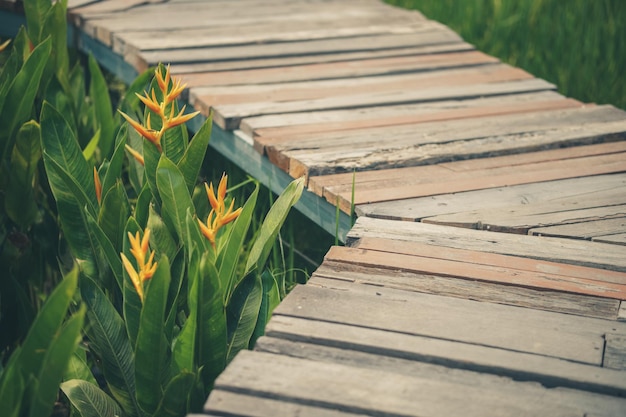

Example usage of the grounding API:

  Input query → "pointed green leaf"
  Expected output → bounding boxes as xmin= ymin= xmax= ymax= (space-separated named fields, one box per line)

xmin=135 ymin=256 xmax=171 ymax=415
xmin=102 ymin=126 xmax=128 ymax=197
xmin=245 ymin=177 xmax=304 ymax=275
xmin=5 ymin=121 xmax=42 ymax=228
xmin=0 ymin=353 xmax=24 ymax=417
xmin=85 ymin=209 xmax=123 ymax=292
xmin=153 ymin=371 xmax=196 ymax=417
xmin=82 ymin=128 xmax=100 ymax=161
xmin=41 ymin=0 xmax=70 ymax=89
xmin=24 ymin=0 xmax=50 ymax=43
xmin=148 ymin=205 xmax=178 ymax=261
xmin=218 ymin=184 xmax=258 ymax=304
xmin=61 ymin=379 xmax=123 ymax=417
xmin=65 ymin=348 xmax=97 ymax=385
xmin=250 ymin=269 xmax=281 ymax=348
xmin=178 ymin=115 xmax=212 ymax=193
xmin=98 ymin=180 xmax=131 ymax=251
xmin=88 ymin=55 xmax=115 ymax=157
xmin=81 ymin=274 xmax=140 ymax=417
xmin=156 ymin=155 xmax=195 ymax=242
xmin=29 ymin=305 xmax=85 ymax=417
xmin=0 ymin=38 xmax=51 ymax=161
xmin=226 ymin=273 xmax=262 ymax=363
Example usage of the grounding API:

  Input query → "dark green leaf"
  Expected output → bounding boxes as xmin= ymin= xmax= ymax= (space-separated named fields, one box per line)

xmin=153 ymin=371 xmax=196 ymax=417
xmin=177 ymin=114 xmax=212 ymax=193
xmin=226 ymin=273 xmax=262 ymax=363
xmin=102 ymin=126 xmax=127 ymax=197
xmin=88 ymin=55 xmax=115 ymax=157
xmin=98 ymin=180 xmax=131 ymax=251
xmin=156 ymin=155 xmax=195 ymax=242
xmin=64 ymin=348 xmax=97 ymax=385
xmin=135 ymin=256 xmax=171 ymax=415
xmin=85 ymin=209 xmax=123 ymax=292
xmin=24 ymin=0 xmax=50 ymax=43
xmin=148 ymin=205 xmax=178 ymax=261
xmin=81 ymin=274 xmax=140 ymax=417
xmin=250 ymin=269 xmax=281 ymax=348
xmin=61 ymin=379 xmax=123 ymax=417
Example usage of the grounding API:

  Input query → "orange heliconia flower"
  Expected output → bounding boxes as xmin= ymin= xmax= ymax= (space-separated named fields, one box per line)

xmin=121 ymin=229 xmax=158 ymax=302
xmin=197 ymin=174 xmax=243 ymax=247
xmin=93 ymin=167 xmax=102 ymax=204
xmin=119 ymin=64 xmax=199 ymax=153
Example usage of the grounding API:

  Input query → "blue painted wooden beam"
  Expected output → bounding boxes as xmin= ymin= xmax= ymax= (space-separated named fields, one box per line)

xmin=0 ymin=7 xmax=351 ymax=241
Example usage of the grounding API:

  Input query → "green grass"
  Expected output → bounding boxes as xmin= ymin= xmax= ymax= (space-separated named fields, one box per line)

xmin=386 ymin=0 xmax=626 ymax=110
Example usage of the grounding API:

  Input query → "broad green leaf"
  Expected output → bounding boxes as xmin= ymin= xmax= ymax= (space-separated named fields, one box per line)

xmin=250 ymin=269 xmax=281 ymax=348
xmin=41 ymin=0 xmax=70 ymax=90
xmin=81 ymin=274 xmax=140 ymax=417
xmin=14 ymin=268 xmax=78 ymax=381
xmin=61 ymin=379 xmax=123 ymax=417
xmin=0 ymin=353 xmax=24 ymax=417
xmin=226 ymin=273 xmax=262 ymax=363
xmin=164 ymin=251 xmax=186 ymax=344
xmin=143 ymin=137 xmax=162 ymax=205
xmin=185 ymin=208 xmax=209 ymax=264
xmin=85 ymin=209 xmax=123 ymax=292
xmin=156 ymin=155 xmax=195 ymax=242
xmin=65 ymin=348 xmax=97 ymax=385
xmin=218 ymin=184 xmax=258 ymax=304
xmin=153 ymin=371 xmax=196 ymax=417
xmin=24 ymin=0 xmax=50 ymax=43
xmin=198 ymin=255 xmax=227 ymax=387
xmin=245 ymin=177 xmax=304 ymax=275
xmin=82 ymin=128 xmax=100 ymax=161
xmin=134 ymin=183 xmax=152 ymax=229
xmin=29 ymin=305 xmax=85 ymax=417
xmin=177 ymin=114 xmax=212 ymax=193
xmin=41 ymin=102 xmax=98 ymax=213
xmin=172 ymin=249 xmax=197 ymax=374
xmin=0 ymin=28 xmax=27 ymax=107
xmin=98 ymin=180 xmax=131 ymax=251
xmin=88 ymin=55 xmax=115 ymax=157
xmin=148 ymin=205 xmax=178 ymax=261
xmin=5 ymin=121 xmax=42 ymax=228
xmin=135 ymin=256 xmax=171 ymax=415
xmin=122 ymin=218 xmax=143 ymax=348
xmin=102 ymin=126 xmax=128 ymax=197
xmin=161 ymin=120 xmax=187 ymax=165
xmin=0 ymin=38 xmax=51 ymax=161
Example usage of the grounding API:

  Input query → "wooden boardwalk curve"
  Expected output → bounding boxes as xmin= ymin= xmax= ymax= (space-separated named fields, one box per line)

xmin=2 ymin=0 xmax=626 ymax=415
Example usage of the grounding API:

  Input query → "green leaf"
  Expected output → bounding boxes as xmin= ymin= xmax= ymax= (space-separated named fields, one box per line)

xmin=82 ymin=128 xmax=100 ymax=161
xmin=135 ymin=256 xmax=171 ymax=415
xmin=177 ymin=115 xmax=212 ymax=193
xmin=134 ymin=183 xmax=152 ymax=229
xmin=0 ymin=353 xmax=24 ymax=417
xmin=197 ymin=255 xmax=227 ymax=387
xmin=172 ymin=250 xmax=198 ymax=374
xmin=250 ymin=269 xmax=281 ymax=348
xmin=24 ymin=0 xmax=50 ymax=43
xmin=143 ymin=137 xmax=162 ymax=205
xmin=98 ymin=180 xmax=131 ymax=251
xmin=5 ymin=121 xmax=42 ymax=228
xmin=226 ymin=273 xmax=262 ymax=363
xmin=41 ymin=0 xmax=70 ymax=89
xmin=81 ymin=275 xmax=140 ymax=417
xmin=148 ymin=205 xmax=178 ymax=261
xmin=153 ymin=371 xmax=196 ymax=417
xmin=0 ymin=38 xmax=51 ymax=161
xmin=218 ymin=184 xmax=258 ymax=304
xmin=29 ymin=305 xmax=85 ymax=417
xmin=88 ymin=55 xmax=115 ymax=157
xmin=245 ymin=177 xmax=304 ymax=275
xmin=65 ymin=348 xmax=97 ymax=385
xmin=61 ymin=379 xmax=123 ymax=417
xmin=41 ymin=102 xmax=98 ymax=213
xmin=102 ymin=126 xmax=128 ymax=197
xmin=161 ymin=120 xmax=187 ymax=165
xmin=118 ymin=67 xmax=153 ymax=119
xmin=156 ymin=155 xmax=195 ymax=242
xmin=84 ymin=209 xmax=123 ymax=292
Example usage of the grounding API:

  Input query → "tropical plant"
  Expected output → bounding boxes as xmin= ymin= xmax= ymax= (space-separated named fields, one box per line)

xmin=43 ymin=63 xmax=304 ymax=416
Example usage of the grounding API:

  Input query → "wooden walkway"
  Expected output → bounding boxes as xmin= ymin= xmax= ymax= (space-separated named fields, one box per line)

xmin=3 ymin=0 xmax=626 ymax=415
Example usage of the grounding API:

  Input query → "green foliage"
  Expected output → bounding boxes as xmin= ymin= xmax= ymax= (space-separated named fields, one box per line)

xmin=0 ymin=268 xmax=85 ymax=417
xmin=386 ymin=0 xmax=626 ymax=109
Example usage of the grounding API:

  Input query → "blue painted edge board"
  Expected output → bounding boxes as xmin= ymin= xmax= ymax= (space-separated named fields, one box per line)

xmin=0 ymin=8 xmax=352 ymax=241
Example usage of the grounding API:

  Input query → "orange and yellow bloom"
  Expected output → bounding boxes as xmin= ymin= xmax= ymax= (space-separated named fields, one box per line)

xmin=120 ymin=64 xmax=199 ymax=154
xmin=121 ymin=229 xmax=158 ymax=302
xmin=197 ymin=174 xmax=242 ymax=247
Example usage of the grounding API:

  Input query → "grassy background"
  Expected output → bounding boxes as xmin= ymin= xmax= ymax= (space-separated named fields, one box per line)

xmin=386 ymin=0 xmax=625 ymax=110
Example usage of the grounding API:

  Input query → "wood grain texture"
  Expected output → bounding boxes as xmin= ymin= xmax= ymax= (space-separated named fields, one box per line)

xmin=356 ymin=173 xmax=626 ymax=221
xmin=207 ymin=348 xmax=626 ymax=417
xmin=314 ymin=260 xmax=621 ymax=319
xmin=347 ymin=217 xmax=626 ymax=272
xmin=604 ymin=333 xmax=626 ymax=371
xmin=530 ymin=218 xmax=626 ymax=240
xmin=262 ymin=316 xmax=626 ymax=396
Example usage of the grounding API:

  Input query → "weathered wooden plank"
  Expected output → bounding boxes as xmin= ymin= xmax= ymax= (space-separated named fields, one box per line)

xmin=604 ymin=333 xmax=626 ymax=370
xmin=194 ymin=63 xmax=532 ymax=109
xmin=321 ymin=245 xmax=626 ymax=299
xmin=351 ymin=237 xmax=626 ymax=285
xmin=209 ymin=349 xmax=626 ymax=417
xmin=262 ymin=316 xmax=626 ymax=396
xmin=346 ymin=217 xmax=626 ymax=272
xmin=531 ymin=218 xmax=626 ymax=240
xmin=112 ymin=15 xmax=434 ymax=54
xmin=212 ymin=78 xmax=554 ymax=129
xmin=619 ymin=302 xmax=626 ymax=321
xmin=277 ymin=280 xmax=622 ymax=364
xmin=595 ymin=233 xmax=626 ymax=245
xmin=171 ymin=42 xmax=475 ymax=75
xmin=243 ymin=90 xmax=575 ymax=139
xmin=423 ymin=200 xmax=626 ymax=235
xmin=356 ymin=173 xmax=626 ymax=221
xmin=314 ymin=260 xmax=620 ymax=319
